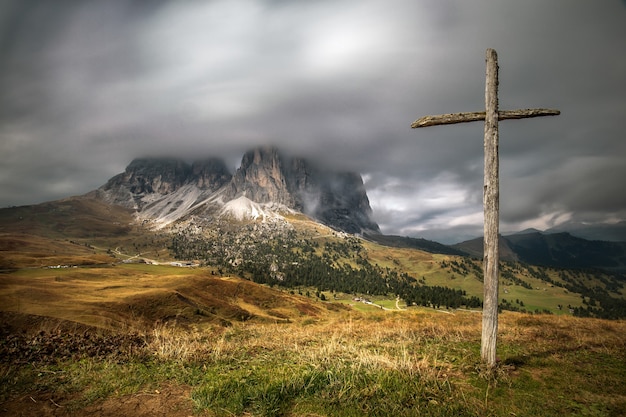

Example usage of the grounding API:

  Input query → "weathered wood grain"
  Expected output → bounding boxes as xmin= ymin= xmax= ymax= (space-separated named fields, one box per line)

xmin=481 ymin=48 xmax=499 ymax=367
xmin=411 ymin=109 xmax=560 ymax=128
xmin=409 ymin=48 xmax=560 ymax=367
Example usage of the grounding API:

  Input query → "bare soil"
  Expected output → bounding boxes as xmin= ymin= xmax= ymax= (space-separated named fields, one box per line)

xmin=0 ymin=311 xmax=201 ymax=417
xmin=1 ymin=384 xmax=198 ymax=417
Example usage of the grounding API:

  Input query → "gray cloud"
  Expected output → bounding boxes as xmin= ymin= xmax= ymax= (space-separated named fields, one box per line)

xmin=1 ymin=0 xmax=625 ymax=244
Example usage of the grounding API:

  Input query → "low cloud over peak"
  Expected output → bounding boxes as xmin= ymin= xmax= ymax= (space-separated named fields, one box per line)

xmin=1 ymin=0 xmax=625 ymax=244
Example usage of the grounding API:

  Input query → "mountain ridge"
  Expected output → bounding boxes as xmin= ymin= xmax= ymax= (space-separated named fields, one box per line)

xmin=93 ymin=146 xmax=380 ymax=235
xmin=2 ymin=176 xmax=626 ymax=319
xmin=6 ymin=144 xmax=626 ymax=277
xmin=546 ymin=221 xmax=626 ymax=242
xmin=453 ymin=231 xmax=626 ymax=272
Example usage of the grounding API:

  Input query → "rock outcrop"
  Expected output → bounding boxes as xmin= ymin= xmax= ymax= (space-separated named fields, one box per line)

xmin=95 ymin=146 xmax=380 ymax=234
xmin=225 ymin=147 xmax=294 ymax=207
xmin=97 ymin=158 xmax=191 ymax=210
xmin=191 ymin=158 xmax=232 ymax=191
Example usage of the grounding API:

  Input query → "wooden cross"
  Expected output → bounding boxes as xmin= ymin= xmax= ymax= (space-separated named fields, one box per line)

xmin=411 ymin=48 xmax=559 ymax=367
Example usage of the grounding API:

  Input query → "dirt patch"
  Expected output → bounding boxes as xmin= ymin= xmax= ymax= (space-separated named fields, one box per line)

xmin=0 ymin=312 xmax=200 ymax=416
xmin=0 ymin=384 xmax=199 ymax=417
xmin=0 ymin=312 xmax=146 ymax=364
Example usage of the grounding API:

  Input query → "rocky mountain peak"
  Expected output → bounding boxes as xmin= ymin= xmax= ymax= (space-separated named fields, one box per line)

xmin=94 ymin=146 xmax=380 ymax=234
xmin=191 ymin=158 xmax=232 ymax=191
xmin=225 ymin=146 xmax=294 ymax=207
xmin=125 ymin=158 xmax=190 ymax=194
xmin=96 ymin=158 xmax=192 ymax=210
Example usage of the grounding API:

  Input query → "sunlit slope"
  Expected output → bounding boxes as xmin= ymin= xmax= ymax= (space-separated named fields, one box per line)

xmin=0 ymin=263 xmax=339 ymax=331
xmin=1 ymin=195 xmax=624 ymax=319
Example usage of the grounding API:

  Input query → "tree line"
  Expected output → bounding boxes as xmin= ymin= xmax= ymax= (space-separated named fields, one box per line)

xmin=169 ymin=220 xmax=626 ymax=318
xmin=169 ymin=224 xmax=483 ymax=310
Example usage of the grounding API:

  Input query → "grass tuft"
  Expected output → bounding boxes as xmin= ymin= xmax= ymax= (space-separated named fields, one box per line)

xmin=2 ymin=310 xmax=625 ymax=416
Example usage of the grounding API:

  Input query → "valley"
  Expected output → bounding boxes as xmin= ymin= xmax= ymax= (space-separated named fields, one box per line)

xmin=1 ymin=147 xmax=626 ymax=416
xmin=1 ymin=212 xmax=625 ymax=416
xmin=2 ymin=192 xmax=625 ymax=326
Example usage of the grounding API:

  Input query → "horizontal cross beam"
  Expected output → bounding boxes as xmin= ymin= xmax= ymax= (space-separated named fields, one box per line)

xmin=411 ymin=108 xmax=560 ymax=128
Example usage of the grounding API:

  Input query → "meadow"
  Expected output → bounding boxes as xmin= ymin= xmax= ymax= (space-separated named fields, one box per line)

xmin=1 ymin=263 xmax=625 ymax=416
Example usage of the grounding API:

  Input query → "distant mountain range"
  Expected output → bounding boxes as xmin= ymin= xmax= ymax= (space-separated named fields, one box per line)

xmin=500 ymin=222 xmax=626 ymax=243
xmin=544 ymin=221 xmax=626 ymax=242
xmin=453 ymin=230 xmax=626 ymax=272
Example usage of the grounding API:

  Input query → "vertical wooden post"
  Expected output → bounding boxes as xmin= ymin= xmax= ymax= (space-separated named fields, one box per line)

xmin=410 ymin=49 xmax=558 ymax=367
xmin=481 ymin=48 xmax=500 ymax=367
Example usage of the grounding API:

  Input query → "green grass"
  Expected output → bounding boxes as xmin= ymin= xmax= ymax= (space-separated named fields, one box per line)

xmin=192 ymin=363 xmax=472 ymax=417
xmin=363 ymin=243 xmax=592 ymax=314
xmin=3 ymin=311 xmax=625 ymax=416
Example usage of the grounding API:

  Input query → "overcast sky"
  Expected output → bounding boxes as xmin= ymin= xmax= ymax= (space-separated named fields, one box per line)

xmin=1 ymin=0 xmax=625 ymax=243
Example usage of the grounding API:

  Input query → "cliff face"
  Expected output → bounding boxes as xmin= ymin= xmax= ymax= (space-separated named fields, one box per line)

xmin=285 ymin=157 xmax=379 ymax=234
xmin=97 ymin=158 xmax=191 ymax=210
xmin=225 ymin=147 xmax=295 ymax=207
xmin=222 ymin=146 xmax=379 ymax=233
xmin=95 ymin=146 xmax=380 ymax=234
xmin=191 ymin=158 xmax=232 ymax=191
xmin=312 ymin=172 xmax=379 ymax=234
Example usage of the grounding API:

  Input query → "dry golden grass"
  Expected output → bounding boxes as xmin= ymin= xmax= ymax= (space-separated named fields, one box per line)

xmin=0 ymin=264 xmax=335 ymax=333
xmin=142 ymin=308 xmax=485 ymax=396
xmin=146 ymin=309 xmax=515 ymax=372
xmin=2 ymin=290 xmax=625 ymax=417
xmin=143 ymin=309 xmax=626 ymax=412
xmin=0 ymin=233 xmax=115 ymax=269
xmin=145 ymin=307 xmax=626 ymax=382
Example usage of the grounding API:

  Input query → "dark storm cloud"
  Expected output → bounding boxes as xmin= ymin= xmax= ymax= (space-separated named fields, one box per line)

xmin=1 ymin=0 xmax=625 ymax=243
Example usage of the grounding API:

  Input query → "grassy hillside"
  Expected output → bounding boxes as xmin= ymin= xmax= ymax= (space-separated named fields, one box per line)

xmin=0 ymin=197 xmax=134 ymax=239
xmin=0 ymin=196 xmax=180 ymax=270
xmin=1 ymin=197 xmax=626 ymax=416
xmin=2 ymin=196 xmax=625 ymax=318
xmin=173 ymin=219 xmax=624 ymax=318
xmin=363 ymin=233 xmax=466 ymax=255
xmin=0 ymin=263 xmax=336 ymax=331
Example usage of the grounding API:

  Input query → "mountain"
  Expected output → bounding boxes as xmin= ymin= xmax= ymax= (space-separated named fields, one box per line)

xmin=502 ymin=223 xmax=626 ymax=243
xmin=546 ymin=221 xmax=626 ymax=242
xmin=510 ymin=228 xmax=543 ymax=235
xmin=2 ymin=158 xmax=626 ymax=319
xmin=453 ymin=231 xmax=626 ymax=272
xmin=363 ymin=233 xmax=466 ymax=256
xmin=93 ymin=146 xmax=380 ymax=235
